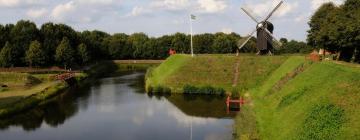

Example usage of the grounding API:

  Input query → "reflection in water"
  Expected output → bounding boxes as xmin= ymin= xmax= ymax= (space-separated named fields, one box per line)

xmin=0 ymin=70 xmax=234 ymax=140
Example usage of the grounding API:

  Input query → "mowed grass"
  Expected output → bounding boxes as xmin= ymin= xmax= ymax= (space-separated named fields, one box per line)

xmin=252 ymin=61 xmax=360 ymax=140
xmin=0 ymin=72 xmax=32 ymax=86
xmin=146 ymin=54 xmax=289 ymax=93
xmin=0 ymin=72 xmax=60 ymax=108
xmin=146 ymin=54 xmax=360 ymax=139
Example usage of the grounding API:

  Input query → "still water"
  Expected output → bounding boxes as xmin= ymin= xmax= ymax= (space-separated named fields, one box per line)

xmin=0 ymin=71 xmax=234 ymax=140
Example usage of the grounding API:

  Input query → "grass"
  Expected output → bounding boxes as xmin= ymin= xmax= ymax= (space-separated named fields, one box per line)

xmin=252 ymin=61 xmax=360 ymax=140
xmin=146 ymin=54 xmax=288 ymax=93
xmin=146 ymin=54 xmax=360 ymax=139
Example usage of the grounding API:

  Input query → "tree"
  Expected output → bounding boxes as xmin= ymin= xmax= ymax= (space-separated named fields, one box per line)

xmin=103 ymin=33 xmax=129 ymax=59
xmin=55 ymin=37 xmax=76 ymax=69
xmin=10 ymin=20 xmax=39 ymax=65
xmin=40 ymin=23 xmax=79 ymax=64
xmin=25 ymin=41 xmax=46 ymax=67
xmin=211 ymin=34 xmax=237 ymax=53
xmin=280 ymin=38 xmax=288 ymax=44
xmin=128 ymin=33 xmax=149 ymax=58
xmin=0 ymin=42 xmax=16 ymax=67
xmin=342 ymin=0 xmax=360 ymax=63
xmin=193 ymin=33 xmax=215 ymax=54
xmin=238 ymin=37 xmax=257 ymax=53
xmin=171 ymin=33 xmax=189 ymax=54
xmin=77 ymin=43 xmax=91 ymax=65
xmin=155 ymin=35 xmax=173 ymax=59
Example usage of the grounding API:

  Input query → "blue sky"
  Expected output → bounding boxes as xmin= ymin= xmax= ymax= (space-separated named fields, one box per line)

xmin=0 ymin=0 xmax=345 ymax=41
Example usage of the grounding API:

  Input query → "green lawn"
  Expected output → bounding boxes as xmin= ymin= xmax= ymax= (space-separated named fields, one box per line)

xmin=146 ymin=54 xmax=360 ymax=139
xmin=146 ymin=54 xmax=288 ymax=93
xmin=252 ymin=61 xmax=360 ymax=140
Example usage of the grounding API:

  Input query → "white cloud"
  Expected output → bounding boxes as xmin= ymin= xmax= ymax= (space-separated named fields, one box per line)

xmin=151 ymin=0 xmax=190 ymax=11
xmin=311 ymin=0 xmax=344 ymax=10
xmin=0 ymin=0 xmax=46 ymax=7
xmin=295 ymin=14 xmax=309 ymax=23
xmin=221 ymin=28 xmax=232 ymax=34
xmin=197 ymin=0 xmax=227 ymax=13
xmin=243 ymin=0 xmax=298 ymax=20
xmin=50 ymin=0 xmax=117 ymax=23
xmin=167 ymin=109 xmax=217 ymax=127
xmin=128 ymin=6 xmax=149 ymax=17
xmin=51 ymin=1 xmax=76 ymax=21
xmin=76 ymin=0 xmax=115 ymax=5
xmin=27 ymin=8 xmax=47 ymax=18
xmin=0 ymin=0 xmax=20 ymax=7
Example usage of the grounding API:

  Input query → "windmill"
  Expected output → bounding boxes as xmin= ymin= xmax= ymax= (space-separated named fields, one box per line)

xmin=239 ymin=1 xmax=284 ymax=55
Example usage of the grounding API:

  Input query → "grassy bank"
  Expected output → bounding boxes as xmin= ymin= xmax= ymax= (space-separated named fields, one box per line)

xmin=146 ymin=54 xmax=360 ymax=139
xmin=0 ymin=61 xmax=118 ymax=117
xmin=251 ymin=61 xmax=360 ymax=140
xmin=146 ymin=54 xmax=288 ymax=93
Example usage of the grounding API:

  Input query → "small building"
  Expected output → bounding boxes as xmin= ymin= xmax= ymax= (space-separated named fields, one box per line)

xmin=169 ymin=49 xmax=176 ymax=55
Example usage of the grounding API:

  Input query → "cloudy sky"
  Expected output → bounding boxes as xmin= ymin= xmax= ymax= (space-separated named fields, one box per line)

xmin=0 ymin=0 xmax=345 ymax=41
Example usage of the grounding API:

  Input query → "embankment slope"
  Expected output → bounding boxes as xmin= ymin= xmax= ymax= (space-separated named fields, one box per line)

xmin=146 ymin=54 xmax=360 ymax=139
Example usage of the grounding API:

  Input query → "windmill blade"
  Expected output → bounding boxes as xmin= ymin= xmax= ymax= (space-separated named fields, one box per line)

xmin=241 ymin=7 xmax=259 ymax=23
xmin=263 ymin=1 xmax=284 ymax=21
xmin=239 ymin=29 xmax=257 ymax=50
xmin=263 ymin=28 xmax=283 ymax=48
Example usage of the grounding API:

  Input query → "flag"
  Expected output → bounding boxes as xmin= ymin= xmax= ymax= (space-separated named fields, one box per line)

xmin=191 ymin=14 xmax=196 ymax=20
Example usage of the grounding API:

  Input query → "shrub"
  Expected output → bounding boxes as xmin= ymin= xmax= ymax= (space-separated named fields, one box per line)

xmin=183 ymin=85 xmax=198 ymax=94
xmin=151 ymin=85 xmax=171 ymax=94
xmin=183 ymin=84 xmax=225 ymax=95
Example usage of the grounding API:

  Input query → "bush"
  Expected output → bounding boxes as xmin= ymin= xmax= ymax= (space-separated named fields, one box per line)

xmin=183 ymin=85 xmax=198 ymax=94
xmin=150 ymin=85 xmax=171 ymax=94
xmin=183 ymin=84 xmax=225 ymax=95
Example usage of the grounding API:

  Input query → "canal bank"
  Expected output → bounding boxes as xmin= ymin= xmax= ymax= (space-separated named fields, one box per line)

xmin=0 ymin=65 xmax=234 ymax=140
xmin=0 ymin=61 xmax=119 ymax=118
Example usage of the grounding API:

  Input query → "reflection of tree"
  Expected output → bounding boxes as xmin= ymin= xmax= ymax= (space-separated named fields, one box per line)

xmin=0 ymin=83 xmax=94 ymax=131
xmin=166 ymin=94 xmax=235 ymax=118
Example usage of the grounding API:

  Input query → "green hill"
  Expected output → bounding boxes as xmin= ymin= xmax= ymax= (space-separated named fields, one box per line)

xmin=146 ymin=54 xmax=289 ymax=93
xmin=146 ymin=54 xmax=360 ymax=140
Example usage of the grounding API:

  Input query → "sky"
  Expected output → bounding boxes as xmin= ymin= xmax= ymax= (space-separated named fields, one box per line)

xmin=0 ymin=0 xmax=345 ymax=41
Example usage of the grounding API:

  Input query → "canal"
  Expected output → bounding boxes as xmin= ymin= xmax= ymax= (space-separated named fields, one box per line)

xmin=0 ymin=70 xmax=234 ymax=140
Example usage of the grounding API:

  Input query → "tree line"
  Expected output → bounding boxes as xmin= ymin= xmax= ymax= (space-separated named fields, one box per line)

xmin=0 ymin=20 xmax=311 ymax=68
xmin=308 ymin=0 xmax=360 ymax=63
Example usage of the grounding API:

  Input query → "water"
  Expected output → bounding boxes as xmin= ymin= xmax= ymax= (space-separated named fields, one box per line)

xmin=0 ymin=71 xmax=234 ymax=140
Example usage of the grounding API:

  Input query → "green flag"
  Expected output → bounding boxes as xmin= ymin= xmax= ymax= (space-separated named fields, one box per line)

xmin=191 ymin=14 xmax=196 ymax=20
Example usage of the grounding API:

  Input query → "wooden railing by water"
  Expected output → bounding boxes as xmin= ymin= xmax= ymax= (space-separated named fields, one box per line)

xmin=226 ymin=96 xmax=245 ymax=114
xmin=52 ymin=72 xmax=75 ymax=81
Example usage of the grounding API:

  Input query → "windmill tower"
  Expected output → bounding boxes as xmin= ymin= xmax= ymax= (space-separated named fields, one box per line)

xmin=239 ymin=1 xmax=284 ymax=55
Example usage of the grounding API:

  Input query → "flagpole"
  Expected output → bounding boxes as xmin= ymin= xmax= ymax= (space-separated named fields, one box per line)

xmin=190 ymin=15 xmax=194 ymax=57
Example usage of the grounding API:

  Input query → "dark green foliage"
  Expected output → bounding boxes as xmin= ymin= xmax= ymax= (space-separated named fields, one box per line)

xmin=183 ymin=84 xmax=225 ymax=95
xmin=171 ymin=32 xmax=189 ymax=54
xmin=149 ymin=85 xmax=171 ymax=94
xmin=0 ymin=42 xmax=16 ymax=67
xmin=211 ymin=33 xmax=238 ymax=53
xmin=10 ymin=20 xmax=40 ymax=66
xmin=298 ymin=104 xmax=345 ymax=140
xmin=25 ymin=41 xmax=46 ymax=67
xmin=55 ymin=37 xmax=75 ymax=69
xmin=77 ymin=43 xmax=91 ymax=65
xmin=104 ymin=33 xmax=129 ymax=59
xmin=128 ymin=33 xmax=149 ymax=59
xmin=308 ymin=1 xmax=360 ymax=63
xmin=277 ymin=40 xmax=313 ymax=54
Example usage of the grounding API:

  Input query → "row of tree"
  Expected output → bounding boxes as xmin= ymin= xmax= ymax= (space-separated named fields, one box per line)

xmin=0 ymin=20 xmax=311 ymax=68
xmin=308 ymin=0 xmax=360 ymax=63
